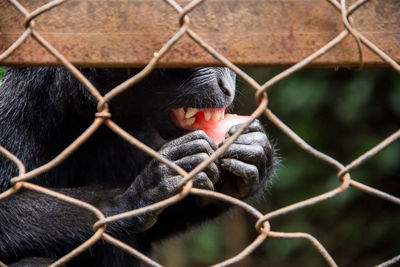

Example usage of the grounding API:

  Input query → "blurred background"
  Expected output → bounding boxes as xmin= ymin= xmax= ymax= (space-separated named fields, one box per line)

xmin=0 ymin=67 xmax=398 ymax=266
xmin=155 ymin=68 xmax=400 ymax=267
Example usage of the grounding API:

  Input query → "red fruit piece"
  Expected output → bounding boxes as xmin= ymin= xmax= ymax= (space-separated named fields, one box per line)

xmin=197 ymin=114 xmax=250 ymax=144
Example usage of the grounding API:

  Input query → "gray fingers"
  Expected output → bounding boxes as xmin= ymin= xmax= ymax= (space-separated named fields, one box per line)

xmin=220 ymin=158 xmax=259 ymax=185
xmin=226 ymin=120 xmax=265 ymax=137
xmin=174 ymin=153 xmax=219 ymax=185
xmin=221 ymin=143 xmax=267 ymax=166
xmin=155 ymin=130 xmax=219 ymax=191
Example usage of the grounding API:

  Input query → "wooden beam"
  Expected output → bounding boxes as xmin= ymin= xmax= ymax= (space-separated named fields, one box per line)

xmin=0 ymin=0 xmax=398 ymax=67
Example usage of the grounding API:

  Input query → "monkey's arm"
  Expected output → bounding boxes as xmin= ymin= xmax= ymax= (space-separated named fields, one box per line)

xmin=0 ymin=186 xmax=152 ymax=263
xmin=0 ymin=129 xmax=221 ymax=262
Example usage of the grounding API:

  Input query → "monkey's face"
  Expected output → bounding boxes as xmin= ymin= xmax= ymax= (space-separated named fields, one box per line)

xmin=108 ymin=67 xmax=236 ymax=141
xmin=145 ymin=67 xmax=236 ymax=140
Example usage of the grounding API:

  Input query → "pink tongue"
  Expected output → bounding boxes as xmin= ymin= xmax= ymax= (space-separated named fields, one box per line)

xmin=196 ymin=114 xmax=250 ymax=144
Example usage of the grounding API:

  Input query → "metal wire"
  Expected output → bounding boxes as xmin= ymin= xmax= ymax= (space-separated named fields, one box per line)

xmin=0 ymin=0 xmax=399 ymax=266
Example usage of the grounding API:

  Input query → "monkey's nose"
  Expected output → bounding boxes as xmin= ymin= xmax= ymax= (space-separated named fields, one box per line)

xmin=215 ymin=67 xmax=235 ymax=98
xmin=219 ymin=80 xmax=232 ymax=97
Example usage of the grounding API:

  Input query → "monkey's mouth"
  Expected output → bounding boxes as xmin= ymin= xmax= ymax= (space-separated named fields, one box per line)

xmin=170 ymin=107 xmax=250 ymax=144
xmin=170 ymin=107 xmax=226 ymax=131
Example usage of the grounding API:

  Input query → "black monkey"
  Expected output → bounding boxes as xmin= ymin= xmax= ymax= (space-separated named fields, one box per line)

xmin=0 ymin=67 xmax=275 ymax=266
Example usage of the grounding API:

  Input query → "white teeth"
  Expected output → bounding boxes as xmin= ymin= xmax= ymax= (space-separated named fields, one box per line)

xmin=177 ymin=108 xmax=185 ymax=120
xmin=204 ymin=110 xmax=212 ymax=121
xmin=185 ymin=117 xmax=196 ymax=126
xmin=177 ymin=107 xmax=225 ymax=123
xmin=212 ymin=110 xmax=222 ymax=122
xmin=185 ymin=108 xmax=198 ymax=119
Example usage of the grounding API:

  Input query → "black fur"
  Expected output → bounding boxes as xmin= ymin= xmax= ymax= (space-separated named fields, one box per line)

xmin=0 ymin=67 xmax=274 ymax=266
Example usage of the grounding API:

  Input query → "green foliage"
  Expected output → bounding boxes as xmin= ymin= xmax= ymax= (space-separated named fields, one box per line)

xmin=187 ymin=225 xmax=223 ymax=264
xmin=0 ymin=67 xmax=5 ymax=86
xmin=389 ymin=74 xmax=400 ymax=116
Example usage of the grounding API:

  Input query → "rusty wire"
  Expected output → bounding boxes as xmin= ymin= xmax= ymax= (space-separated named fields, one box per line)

xmin=0 ymin=0 xmax=399 ymax=266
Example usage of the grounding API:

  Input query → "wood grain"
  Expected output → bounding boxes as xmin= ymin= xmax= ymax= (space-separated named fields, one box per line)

xmin=0 ymin=0 xmax=398 ymax=67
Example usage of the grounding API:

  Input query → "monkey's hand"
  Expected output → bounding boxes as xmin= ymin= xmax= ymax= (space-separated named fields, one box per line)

xmin=217 ymin=120 xmax=274 ymax=199
xmin=123 ymin=130 xmax=219 ymax=230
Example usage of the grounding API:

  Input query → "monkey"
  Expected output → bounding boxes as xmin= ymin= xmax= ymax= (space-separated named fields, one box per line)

xmin=0 ymin=67 xmax=275 ymax=266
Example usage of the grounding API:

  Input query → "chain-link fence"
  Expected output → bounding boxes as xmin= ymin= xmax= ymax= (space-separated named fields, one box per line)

xmin=0 ymin=0 xmax=399 ymax=266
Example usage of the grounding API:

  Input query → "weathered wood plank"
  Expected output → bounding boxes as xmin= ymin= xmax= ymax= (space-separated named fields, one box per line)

xmin=0 ymin=0 xmax=399 ymax=67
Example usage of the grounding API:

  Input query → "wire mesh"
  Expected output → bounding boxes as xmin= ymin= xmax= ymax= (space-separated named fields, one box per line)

xmin=0 ymin=0 xmax=399 ymax=266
